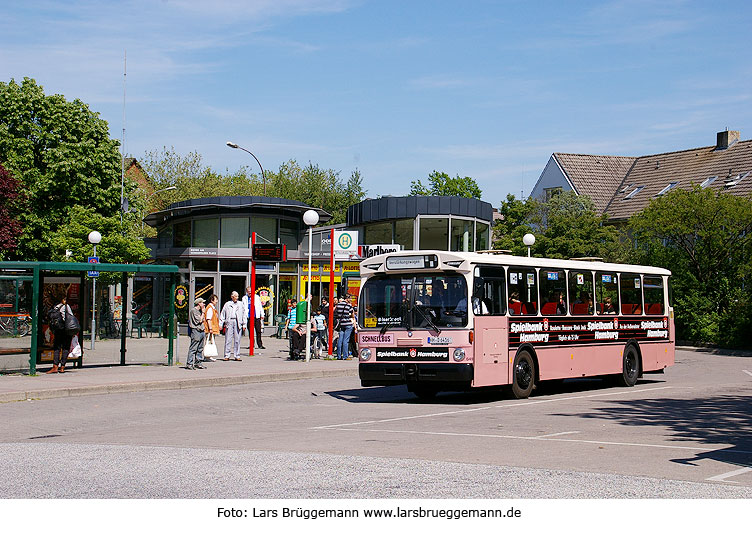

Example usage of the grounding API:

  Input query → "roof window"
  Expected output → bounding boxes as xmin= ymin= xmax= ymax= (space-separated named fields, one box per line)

xmin=656 ymin=182 xmax=678 ymax=196
xmin=624 ymin=186 xmax=644 ymax=200
xmin=700 ymin=176 xmax=717 ymax=188
xmin=724 ymin=171 xmax=750 ymax=189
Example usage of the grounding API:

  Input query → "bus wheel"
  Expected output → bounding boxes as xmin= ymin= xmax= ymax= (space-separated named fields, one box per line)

xmin=512 ymin=350 xmax=536 ymax=399
xmin=618 ymin=345 xmax=640 ymax=387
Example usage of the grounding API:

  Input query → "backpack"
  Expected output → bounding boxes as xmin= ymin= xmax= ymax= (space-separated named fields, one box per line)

xmin=48 ymin=305 xmax=65 ymax=331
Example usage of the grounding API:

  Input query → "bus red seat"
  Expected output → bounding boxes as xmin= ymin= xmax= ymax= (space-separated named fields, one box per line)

xmin=572 ymin=303 xmax=589 ymax=315
xmin=646 ymin=303 xmax=663 ymax=315
xmin=509 ymin=301 xmax=521 ymax=315
xmin=541 ymin=302 xmax=558 ymax=315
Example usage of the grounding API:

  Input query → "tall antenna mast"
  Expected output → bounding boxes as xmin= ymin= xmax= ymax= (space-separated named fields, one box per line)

xmin=120 ymin=50 xmax=127 ymax=223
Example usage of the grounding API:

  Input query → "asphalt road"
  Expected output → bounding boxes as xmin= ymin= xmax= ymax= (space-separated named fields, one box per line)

xmin=1 ymin=348 xmax=751 ymax=498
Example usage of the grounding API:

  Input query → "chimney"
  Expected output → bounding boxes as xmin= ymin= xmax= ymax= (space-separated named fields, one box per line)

xmin=716 ymin=130 xmax=740 ymax=150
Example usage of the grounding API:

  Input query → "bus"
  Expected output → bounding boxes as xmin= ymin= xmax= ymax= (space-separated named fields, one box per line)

xmin=357 ymin=250 xmax=674 ymax=399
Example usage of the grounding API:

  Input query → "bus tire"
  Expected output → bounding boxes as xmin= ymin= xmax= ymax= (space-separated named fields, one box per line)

xmin=511 ymin=350 xmax=536 ymax=399
xmin=618 ymin=344 xmax=640 ymax=387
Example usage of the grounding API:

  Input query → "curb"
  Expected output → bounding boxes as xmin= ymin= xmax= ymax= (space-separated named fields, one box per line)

xmin=677 ymin=345 xmax=752 ymax=357
xmin=0 ymin=367 xmax=359 ymax=403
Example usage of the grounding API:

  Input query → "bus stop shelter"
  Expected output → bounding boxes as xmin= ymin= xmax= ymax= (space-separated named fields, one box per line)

xmin=0 ymin=261 xmax=179 ymax=375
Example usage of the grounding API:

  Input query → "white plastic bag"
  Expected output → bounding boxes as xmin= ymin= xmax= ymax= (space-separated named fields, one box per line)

xmin=69 ymin=334 xmax=82 ymax=359
xmin=204 ymin=335 xmax=218 ymax=358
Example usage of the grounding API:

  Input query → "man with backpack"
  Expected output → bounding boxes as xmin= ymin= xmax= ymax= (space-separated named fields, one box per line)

xmin=46 ymin=295 xmax=74 ymax=374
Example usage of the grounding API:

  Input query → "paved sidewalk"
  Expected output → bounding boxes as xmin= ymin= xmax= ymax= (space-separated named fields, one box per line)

xmin=0 ymin=334 xmax=358 ymax=403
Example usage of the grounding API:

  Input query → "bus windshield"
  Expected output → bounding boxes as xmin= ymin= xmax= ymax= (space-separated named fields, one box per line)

xmin=360 ymin=273 xmax=468 ymax=330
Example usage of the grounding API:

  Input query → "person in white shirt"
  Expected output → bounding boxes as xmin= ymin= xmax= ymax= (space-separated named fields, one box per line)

xmin=241 ymin=286 xmax=265 ymax=350
xmin=219 ymin=291 xmax=246 ymax=360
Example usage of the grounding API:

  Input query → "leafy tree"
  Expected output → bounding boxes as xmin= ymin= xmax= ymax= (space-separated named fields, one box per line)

xmin=629 ymin=186 xmax=752 ymax=347
xmin=493 ymin=191 xmax=625 ymax=262
xmin=410 ymin=171 xmax=482 ymax=199
xmin=0 ymin=163 xmax=25 ymax=259
xmin=0 ymin=77 xmax=141 ymax=260
xmin=140 ymin=148 xmax=366 ymax=226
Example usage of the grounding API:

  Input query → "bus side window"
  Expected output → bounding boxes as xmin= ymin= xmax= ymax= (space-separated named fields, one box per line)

xmin=596 ymin=272 xmax=618 ymax=314
xmin=620 ymin=274 xmax=642 ymax=315
xmin=643 ymin=276 xmax=664 ymax=315
xmin=569 ymin=270 xmax=594 ymax=315
xmin=508 ymin=267 xmax=537 ymax=316
xmin=476 ymin=266 xmax=506 ymax=315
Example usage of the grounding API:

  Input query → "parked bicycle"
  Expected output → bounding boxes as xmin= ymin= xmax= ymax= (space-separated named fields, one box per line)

xmin=0 ymin=312 xmax=31 ymax=337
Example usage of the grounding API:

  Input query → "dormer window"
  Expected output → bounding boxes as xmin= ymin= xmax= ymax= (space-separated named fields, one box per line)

xmin=700 ymin=176 xmax=717 ymax=188
xmin=624 ymin=186 xmax=644 ymax=200
xmin=724 ymin=171 xmax=749 ymax=189
xmin=656 ymin=182 xmax=678 ymax=196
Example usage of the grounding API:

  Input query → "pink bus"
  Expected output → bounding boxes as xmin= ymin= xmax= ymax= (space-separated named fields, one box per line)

xmin=357 ymin=251 xmax=674 ymax=399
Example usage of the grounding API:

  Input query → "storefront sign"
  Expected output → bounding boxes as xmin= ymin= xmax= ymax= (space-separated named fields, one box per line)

xmin=360 ymin=244 xmax=401 ymax=258
xmin=255 ymin=286 xmax=274 ymax=311
xmin=174 ymin=285 xmax=188 ymax=309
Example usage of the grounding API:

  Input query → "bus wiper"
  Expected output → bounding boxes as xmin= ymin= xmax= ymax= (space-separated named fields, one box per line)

xmin=412 ymin=302 xmax=441 ymax=336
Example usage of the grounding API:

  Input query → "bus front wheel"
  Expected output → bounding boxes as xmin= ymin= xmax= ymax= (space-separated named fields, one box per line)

xmin=511 ymin=350 xmax=536 ymax=399
xmin=618 ymin=345 xmax=640 ymax=387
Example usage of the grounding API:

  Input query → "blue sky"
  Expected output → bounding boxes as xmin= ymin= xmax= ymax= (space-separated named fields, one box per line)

xmin=2 ymin=0 xmax=751 ymax=205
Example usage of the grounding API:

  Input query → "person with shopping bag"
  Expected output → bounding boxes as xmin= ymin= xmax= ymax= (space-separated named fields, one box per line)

xmin=203 ymin=294 xmax=220 ymax=361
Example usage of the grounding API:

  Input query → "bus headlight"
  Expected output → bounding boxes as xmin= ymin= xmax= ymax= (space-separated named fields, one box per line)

xmin=359 ymin=348 xmax=372 ymax=361
xmin=453 ymin=348 xmax=466 ymax=361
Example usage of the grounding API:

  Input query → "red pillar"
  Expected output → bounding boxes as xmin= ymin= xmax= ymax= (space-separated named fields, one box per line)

xmin=250 ymin=232 xmax=256 ymax=357
xmin=328 ymin=228 xmax=335 ymax=356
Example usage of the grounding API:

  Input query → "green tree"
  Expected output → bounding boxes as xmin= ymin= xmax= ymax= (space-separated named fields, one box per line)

xmin=629 ymin=186 xmax=752 ymax=346
xmin=0 ymin=163 xmax=25 ymax=259
xmin=410 ymin=171 xmax=482 ymax=199
xmin=492 ymin=193 xmax=537 ymax=255
xmin=0 ymin=78 xmax=137 ymax=260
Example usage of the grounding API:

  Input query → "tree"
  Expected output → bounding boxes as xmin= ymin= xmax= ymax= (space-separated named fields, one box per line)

xmin=140 ymin=148 xmax=366 ymax=226
xmin=410 ymin=171 xmax=482 ymax=199
xmin=629 ymin=187 xmax=752 ymax=347
xmin=0 ymin=78 xmax=132 ymax=260
xmin=493 ymin=193 xmax=537 ymax=255
xmin=0 ymin=163 xmax=25 ymax=259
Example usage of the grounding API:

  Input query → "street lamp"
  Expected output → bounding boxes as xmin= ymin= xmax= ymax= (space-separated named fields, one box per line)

xmin=523 ymin=233 xmax=535 ymax=258
xmin=303 ymin=209 xmax=319 ymax=363
xmin=226 ymin=141 xmax=267 ymax=196
xmin=88 ymin=230 xmax=102 ymax=351
xmin=142 ymin=186 xmax=177 ymax=230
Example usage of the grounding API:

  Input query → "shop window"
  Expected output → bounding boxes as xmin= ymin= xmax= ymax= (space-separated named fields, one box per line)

xmin=540 ymin=269 xmax=567 ymax=315
xmin=220 ymin=260 xmax=249 ymax=273
xmin=251 ymin=216 xmax=278 ymax=244
xmin=193 ymin=218 xmax=219 ymax=248
xmin=173 ymin=221 xmax=191 ymax=248
xmin=158 ymin=226 xmax=173 ymax=248
xmin=475 ymin=223 xmax=489 ymax=251
xmin=419 ymin=217 xmax=448 ymax=250
xmin=221 ymin=217 xmax=249 ymax=248
xmin=450 ymin=218 xmax=474 ymax=252
xmin=192 ymin=259 xmax=217 ymax=272
xmin=394 ymin=218 xmax=414 ymax=250
xmin=280 ymin=219 xmax=299 ymax=250
xmin=364 ymin=221 xmax=392 ymax=245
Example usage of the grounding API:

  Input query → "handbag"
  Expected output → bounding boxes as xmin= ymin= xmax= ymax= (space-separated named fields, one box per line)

xmin=204 ymin=335 xmax=218 ymax=357
xmin=64 ymin=309 xmax=80 ymax=334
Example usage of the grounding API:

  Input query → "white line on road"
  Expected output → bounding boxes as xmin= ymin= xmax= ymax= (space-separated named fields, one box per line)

xmin=743 ymin=370 xmax=752 ymax=378
xmin=706 ymin=467 xmax=752 ymax=483
xmin=537 ymin=431 xmax=580 ymax=438
xmin=325 ymin=426 xmax=752 ymax=457
xmin=310 ymin=386 xmax=674 ymax=430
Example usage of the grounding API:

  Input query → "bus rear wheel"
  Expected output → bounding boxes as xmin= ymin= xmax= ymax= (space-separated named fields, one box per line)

xmin=618 ymin=345 xmax=640 ymax=387
xmin=511 ymin=350 xmax=536 ymax=399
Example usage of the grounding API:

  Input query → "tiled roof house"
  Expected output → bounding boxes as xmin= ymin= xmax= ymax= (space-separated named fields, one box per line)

xmin=530 ymin=130 xmax=752 ymax=222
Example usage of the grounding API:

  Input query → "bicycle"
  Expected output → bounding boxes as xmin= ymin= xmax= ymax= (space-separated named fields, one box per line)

xmin=0 ymin=312 xmax=31 ymax=337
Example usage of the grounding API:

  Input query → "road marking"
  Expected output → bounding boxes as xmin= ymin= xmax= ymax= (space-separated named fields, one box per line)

xmin=537 ymin=431 xmax=580 ymax=438
xmin=706 ymin=467 xmax=752 ymax=483
xmin=310 ymin=386 xmax=674 ymax=430
xmin=743 ymin=370 xmax=752 ymax=378
xmin=324 ymin=427 xmax=752 ymax=457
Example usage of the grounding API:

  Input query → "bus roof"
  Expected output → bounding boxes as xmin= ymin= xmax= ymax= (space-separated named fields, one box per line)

xmin=360 ymin=250 xmax=671 ymax=277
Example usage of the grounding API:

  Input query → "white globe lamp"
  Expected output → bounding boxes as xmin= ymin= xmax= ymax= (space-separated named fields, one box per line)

xmin=523 ymin=233 xmax=535 ymax=257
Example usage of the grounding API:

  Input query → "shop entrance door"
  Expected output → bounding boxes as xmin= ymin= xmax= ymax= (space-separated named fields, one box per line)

xmin=193 ymin=276 xmax=217 ymax=306
xmin=220 ymin=275 xmax=248 ymax=309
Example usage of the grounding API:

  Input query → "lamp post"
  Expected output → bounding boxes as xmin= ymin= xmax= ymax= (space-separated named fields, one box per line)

xmin=88 ymin=230 xmax=102 ymax=350
xmin=303 ymin=209 xmax=319 ymax=363
xmin=523 ymin=233 xmax=535 ymax=258
xmin=226 ymin=141 xmax=266 ymax=196
xmin=142 ymin=186 xmax=177 ymax=230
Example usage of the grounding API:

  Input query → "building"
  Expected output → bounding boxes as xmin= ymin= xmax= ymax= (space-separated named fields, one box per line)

xmin=530 ymin=130 xmax=752 ymax=221
xmin=143 ymin=194 xmax=494 ymax=327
